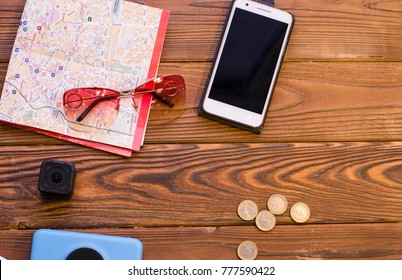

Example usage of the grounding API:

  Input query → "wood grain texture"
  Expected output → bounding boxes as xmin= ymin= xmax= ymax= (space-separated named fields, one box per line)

xmin=2 ymin=61 xmax=402 ymax=144
xmin=1 ymin=0 xmax=402 ymax=261
xmin=1 ymin=142 xmax=402 ymax=230
xmin=2 ymin=223 xmax=402 ymax=260
xmin=1 ymin=0 xmax=402 ymax=62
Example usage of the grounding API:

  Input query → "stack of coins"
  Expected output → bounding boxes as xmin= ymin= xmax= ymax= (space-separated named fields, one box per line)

xmin=236 ymin=194 xmax=311 ymax=260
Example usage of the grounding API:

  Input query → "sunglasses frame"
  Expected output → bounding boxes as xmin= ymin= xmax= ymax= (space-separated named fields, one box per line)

xmin=63 ymin=75 xmax=185 ymax=124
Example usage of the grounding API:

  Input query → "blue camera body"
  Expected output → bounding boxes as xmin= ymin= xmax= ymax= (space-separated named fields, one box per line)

xmin=30 ymin=229 xmax=143 ymax=260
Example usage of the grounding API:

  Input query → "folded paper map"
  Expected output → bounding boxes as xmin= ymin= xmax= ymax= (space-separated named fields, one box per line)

xmin=0 ymin=0 xmax=169 ymax=156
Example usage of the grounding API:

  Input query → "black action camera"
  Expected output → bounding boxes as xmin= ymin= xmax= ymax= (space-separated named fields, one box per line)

xmin=38 ymin=159 xmax=76 ymax=199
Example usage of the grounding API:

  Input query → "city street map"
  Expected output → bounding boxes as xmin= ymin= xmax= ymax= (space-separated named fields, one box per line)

xmin=0 ymin=0 xmax=169 ymax=156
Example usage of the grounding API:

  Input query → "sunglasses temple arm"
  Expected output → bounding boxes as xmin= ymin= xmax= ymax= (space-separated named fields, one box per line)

xmin=152 ymin=91 xmax=174 ymax=107
xmin=75 ymin=93 xmax=120 ymax=122
xmin=133 ymin=89 xmax=174 ymax=107
xmin=75 ymin=86 xmax=177 ymax=122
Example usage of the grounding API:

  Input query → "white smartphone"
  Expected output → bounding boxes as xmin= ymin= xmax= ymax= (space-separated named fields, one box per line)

xmin=199 ymin=0 xmax=294 ymax=133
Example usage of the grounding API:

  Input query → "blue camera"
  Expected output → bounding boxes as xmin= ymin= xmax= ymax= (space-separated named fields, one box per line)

xmin=30 ymin=229 xmax=143 ymax=260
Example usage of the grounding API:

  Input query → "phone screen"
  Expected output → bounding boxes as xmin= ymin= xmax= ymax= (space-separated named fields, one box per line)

xmin=208 ymin=8 xmax=289 ymax=114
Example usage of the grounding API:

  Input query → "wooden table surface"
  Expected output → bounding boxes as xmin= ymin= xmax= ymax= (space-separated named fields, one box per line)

xmin=1 ymin=0 xmax=402 ymax=260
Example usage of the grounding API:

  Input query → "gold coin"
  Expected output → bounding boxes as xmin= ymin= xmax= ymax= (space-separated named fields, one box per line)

xmin=237 ymin=240 xmax=258 ymax=260
xmin=290 ymin=202 xmax=311 ymax=223
xmin=267 ymin=194 xmax=288 ymax=215
xmin=237 ymin=200 xmax=258 ymax=221
xmin=255 ymin=210 xmax=276 ymax=231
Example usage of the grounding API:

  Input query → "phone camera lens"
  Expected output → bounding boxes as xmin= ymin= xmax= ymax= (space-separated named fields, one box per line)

xmin=246 ymin=3 xmax=249 ymax=6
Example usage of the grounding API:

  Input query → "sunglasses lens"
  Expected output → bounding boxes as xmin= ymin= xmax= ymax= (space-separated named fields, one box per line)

xmin=63 ymin=88 xmax=120 ymax=132
xmin=65 ymin=93 xmax=83 ymax=109
xmin=148 ymin=75 xmax=186 ymax=123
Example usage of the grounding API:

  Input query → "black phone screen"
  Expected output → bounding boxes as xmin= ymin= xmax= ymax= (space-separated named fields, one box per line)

xmin=209 ymin=8 xmax=288 ymax=114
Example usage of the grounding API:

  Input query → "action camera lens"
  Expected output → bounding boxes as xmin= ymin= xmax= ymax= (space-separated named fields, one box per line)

xmin=51 ymin=172 xmax=63 ymax=184
xmin=46 ymin=167 xmax=67 ymax=189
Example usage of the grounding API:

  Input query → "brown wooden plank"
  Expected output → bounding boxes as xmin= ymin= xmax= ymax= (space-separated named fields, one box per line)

xmin=148 ymin=60 xmax=402 ymax=143
xmin=2 ymin=60 xmax=402 ymax=145
xmin=1 ymin=0 xmax=402 ymax=62
xmin=2 ymin=223 xmax=402 ymax=260
xmin=0 ymin=0 xmax=24 ymax=63
xmin=1 ymin=142 xmax=402 ymax=229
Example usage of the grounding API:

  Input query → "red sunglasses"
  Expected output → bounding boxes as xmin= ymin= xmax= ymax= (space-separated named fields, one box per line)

xmin=63 ymin=75 xmax=185 ymax=132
